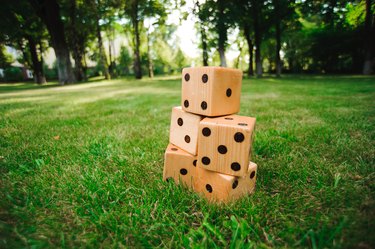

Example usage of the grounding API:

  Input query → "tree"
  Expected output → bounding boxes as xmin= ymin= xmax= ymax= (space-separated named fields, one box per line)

xmin=271 ymin=0 xmax=295 ymax=77
xmin=146 ymin=25 xmax=154 ymax=78
xmin=234 ymin=0 xmax=270 ymax=76
xmin=151 ymin=23 xmax=177 ymax=74
xmin=64 ymin=0 xmax=93 ymax=81
xmin=193 ymin=0 xmax=209 ymax=66
xmin=174 ymin=48 xmax=188 ymax=70
xmin=295 ymin=0 xmax=365 ymax=73
xmin=197 ymin=0 xmax=235 ymax=67
xmin=29 ymin=0 xmax=76 ymax=84
xmin=118 ymin=45 xmax=132 ymax=75
xmin=234 ymin=0 xmax=255 ymax=76
xmin=252 ymin=0 xmax=264 ymax=77
xmin=124 ymin=0 xmax=166 ymax=79
xmin=234 ymin=37 xmax=246 ymax=69
xmin=126 ymin=0 xmax=142 ymax=79
xmin=106 ymin=23 xmax=122 ymax=78
xmin=363 ymin=0 xmax=375 ymax=74
xmin=91 ymin=0 xmax=117 ymax=80
xmin=282 ymin=18 xmax=306 ymax=73
xmin=26 ymin=35 xmax=46 ymax=84
xmin=145 ymin=18 xmax=158 ymax=78
xmin=0 ymin=45 xmax=14 ymax=69
xmin=1 ymin=1 xmax=47 ymax=84
xmin=216 ymin=0 xmax=229 ymax=67
xmin=243 ymin=23 xmax=254 ymax=76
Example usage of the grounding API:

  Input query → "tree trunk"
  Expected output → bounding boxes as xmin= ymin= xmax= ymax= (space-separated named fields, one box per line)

xmin=133 ymin=18 xmax=142 ymax=79
xmin=275 ymin=20 xmax=282 ymax=77
xmin=39 ymin=41 xmax=44 ymax=71
xmin=217 ymin=0 xmax=227 ymax=67
xmin=273 ymin=0 xmax=282 ymax=77
xmin=201 ymin=26 xmax=209 ymax=66
xmin=147 ymin=29 xmax=154 ymax=78
xmin=107 ymin=28 xmax=117 ymax=79
xmin=83 ymin=52 xmax=88 ymax=77
xmin=252 ymin=1 xmax=262 ymax=77
xmin=29 ymin=0 xmax=76 ymax=85
xmin=218 ymin=47 xmax=227 ymax=67
xmin=131 ymin=1 xmax=142 ymax=79
xmin=243 ymin=23 xmax=254 ymax=76
xmin=96 ymin=24 xmax=110 ymax=80
xmin=111 ymin=60 xmax=117 ymax=78
xmin=71 ymin=44 xmax=86 ymax=81
xmin=363 ymin=0 xmax=375 ymax=75
xmin=27 ymin=36 xmax=46 ymax=84
xmin=95 ymin=0 xmax=110 ymax=80
xmin=235 ymin=41 xmax=243 ymax=69
xmin=194 ymin=0 xmax=208 ymax=66
xmin=108 ymin=40 xmax=114 ymax=78
xmin=69 ymin=0 xmax=86 ymax=81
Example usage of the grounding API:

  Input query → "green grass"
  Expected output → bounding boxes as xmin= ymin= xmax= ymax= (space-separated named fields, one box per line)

xmin=0 ymin=75 xmax=374 ymax=248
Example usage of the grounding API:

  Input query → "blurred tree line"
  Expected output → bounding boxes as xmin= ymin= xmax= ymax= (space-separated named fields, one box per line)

xmin=0 ymin=0 xmax=185 ymax=84
xmin=0 ymin=0 xmax=374 ymax=84
xmin=194 ymin=0 xmax=374 ymax=77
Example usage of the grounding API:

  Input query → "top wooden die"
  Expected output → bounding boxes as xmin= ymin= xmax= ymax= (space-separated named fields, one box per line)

xmin=181 ymin=67 xmax=243 ymax=117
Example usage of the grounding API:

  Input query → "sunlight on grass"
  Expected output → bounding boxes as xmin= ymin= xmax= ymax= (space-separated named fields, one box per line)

xmin=1 ymin=80 xmax=179 ymax=110
xmin=1 ymin=95 xmax=54 ymax=104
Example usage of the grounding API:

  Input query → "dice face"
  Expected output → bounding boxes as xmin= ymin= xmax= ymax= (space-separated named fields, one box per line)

xmin=181 ymin=67 xmax=243 ymax=117
xmin=163 ymin=144 xmax=197 ymax=188
xmin=169 ymin=106 xmax=202 ymax=155
xmin=197 ymin=115 xmax=256 ymax=176
xmin=194 ymin=162 xmax=257 ymax=203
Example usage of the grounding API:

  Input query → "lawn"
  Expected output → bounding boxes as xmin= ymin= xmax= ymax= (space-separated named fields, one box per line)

xmin=0 ymin=75 xmax=374 ymax=248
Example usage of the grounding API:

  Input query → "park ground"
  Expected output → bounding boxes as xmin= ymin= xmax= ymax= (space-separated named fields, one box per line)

xmin=0 ymin=75 xmax=374 ymax=248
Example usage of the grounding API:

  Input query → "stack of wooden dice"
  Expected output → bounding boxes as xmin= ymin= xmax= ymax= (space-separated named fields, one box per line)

xmin=163 ymin=66 xmax=257 ymax=203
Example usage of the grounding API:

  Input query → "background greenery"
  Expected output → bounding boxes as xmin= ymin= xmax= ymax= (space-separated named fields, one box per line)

xmin=1 ymin=76 xmax=374 ymax=248
xmin=1 ymin=0 xmax=374 ymax=85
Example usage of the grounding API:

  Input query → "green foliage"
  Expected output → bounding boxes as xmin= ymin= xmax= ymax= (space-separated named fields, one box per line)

xmin=1 ymin=0 xmax=370 ymax=77
xmin=0 ymin=76 xmax=374 ymax=247
xmin=117 ymin=46 xmax=133 ymax=75
xmin=124 ymin=0 xmax=167 ymax=22
xmin=86 ymin=67 xmax=101 ymax=78
xmin=0 ymin=45 xmax=13 ymax=68
xmin=150 ymin=24 xmax=179 ymax=72
xmin=0 ymin=1 xmax=47 ymax=58
xmin=192 ymin=0 xmax=223 ymax=63
xmin=346 ymin=1 xmax=367 ymax=27
xmin=43 ymin=64 xmax=58 ymax=80
xmin=297 ymin=0 xmax=351 ymax=28
xmin=173 ymin=48 xmax=188 ymax=70
xmin=282 ymin=28 xmax=311 ymax=73
xmin=308 ymin=28 xmax=363 ymax=73
xmin=3 ymin=67 xmax=23 ymax=81
xmin=123 ymin=0 xmax=170 ymax=78
xmin=272 ymin=0 xmax=370 ymax=74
